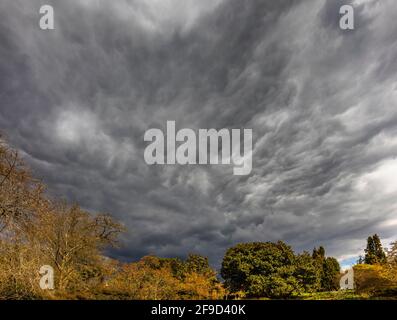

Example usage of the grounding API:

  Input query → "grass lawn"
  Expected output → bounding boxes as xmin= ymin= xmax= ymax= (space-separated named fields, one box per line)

xmin=296 ymin=290 xmax=397 ymax=300
xmin=297 ymin=290 xmax=367 ymax=300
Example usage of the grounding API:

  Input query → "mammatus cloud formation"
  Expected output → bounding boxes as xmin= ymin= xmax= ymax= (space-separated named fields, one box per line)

xmin=1 ymin=0 xmax=397 ymax=267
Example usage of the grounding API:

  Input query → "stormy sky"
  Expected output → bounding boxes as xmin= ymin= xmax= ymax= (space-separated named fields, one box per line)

xmin=1 ymin=0 xmax=397 ymax=268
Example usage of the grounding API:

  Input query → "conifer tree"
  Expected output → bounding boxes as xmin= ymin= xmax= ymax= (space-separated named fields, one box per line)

xmin=364 ymin=234 xmax=387 ymax=264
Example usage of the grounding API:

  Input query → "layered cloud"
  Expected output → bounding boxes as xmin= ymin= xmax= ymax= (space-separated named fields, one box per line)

xmin=1 ymin=0 xmax=397 ymax=266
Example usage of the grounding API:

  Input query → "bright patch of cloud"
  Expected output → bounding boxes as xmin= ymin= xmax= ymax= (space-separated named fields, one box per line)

xmin=355 ymin=159 xmax=397 ymax=195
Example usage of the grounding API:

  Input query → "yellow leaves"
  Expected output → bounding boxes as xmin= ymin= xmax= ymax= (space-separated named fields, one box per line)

xmin=102 ymin=256 xmax=226 ymax=300
xmin=180 ymin=272 xmax=226 ymax=300
xmin=105 ymin=257 xmax=182 ymax=300
xmin=0 ymin=241 xmax=45 ymax=299
xmin=0 ymin=137 xmax=125 ymax=299
xmin=354 ymin=263 xmax=397 ymax=294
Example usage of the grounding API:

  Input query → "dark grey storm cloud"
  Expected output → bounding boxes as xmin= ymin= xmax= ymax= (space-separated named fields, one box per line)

xmin=1 ymin=0 xmax=397 ymax=267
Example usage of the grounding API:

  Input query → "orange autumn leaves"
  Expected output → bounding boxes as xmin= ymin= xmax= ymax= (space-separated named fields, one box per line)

xmin=103 ymin=255 xmax=225 ymax=300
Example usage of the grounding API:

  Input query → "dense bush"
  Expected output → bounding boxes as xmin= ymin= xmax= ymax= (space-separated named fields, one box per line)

xmin=221 ymin=242 xmax=340 ymax=298
xmin=354 ymin=264 xmax=397 ymax=294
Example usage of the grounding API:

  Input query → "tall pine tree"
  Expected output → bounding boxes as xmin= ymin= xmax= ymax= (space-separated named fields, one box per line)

xmin=364 ymin=234 xmax=387 ymax=264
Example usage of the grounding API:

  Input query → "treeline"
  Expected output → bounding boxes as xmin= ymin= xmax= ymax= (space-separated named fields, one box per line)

xmin=3 ymin=133 xmax=395 ymax=300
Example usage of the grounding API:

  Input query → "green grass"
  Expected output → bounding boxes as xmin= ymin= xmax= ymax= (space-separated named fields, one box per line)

xmin=297 ymin=290 xmax=367 ymax=300
xmin=296 ymin=290 xmax=397 ymax=300
xmin=255 ymin=291 xmax=368 ymax=300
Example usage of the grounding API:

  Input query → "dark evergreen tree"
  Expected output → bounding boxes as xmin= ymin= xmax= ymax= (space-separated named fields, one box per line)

xmin=294 ymin=252 xmax=321 ymax=292
xmin=312 ymin=246 xmax=340 ymax=291
xmin=364 ymin=236 xmax=376 ymax=264
xmin=364 ymin=234 xmax=387 ymax=264
xmin=372 ymin=234 xmax=387 ymax=263
xmin=321 ymin=257 xmax=340 ymax=291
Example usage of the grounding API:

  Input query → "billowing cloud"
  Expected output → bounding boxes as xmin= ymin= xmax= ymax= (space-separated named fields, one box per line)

xmin=1 ymin=0 xmax=397 ymax=267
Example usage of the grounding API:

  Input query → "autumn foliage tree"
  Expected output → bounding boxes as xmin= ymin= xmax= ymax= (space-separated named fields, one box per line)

xmin=0 ymin=135 xmax=47 ymax=298
xmin=0 ymin=135 xmax=124 ymax=299
xmin=104 ymin=255 xmax=225 ymax=300
xmin=353 ymin=235 xmax=397 ymax=297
